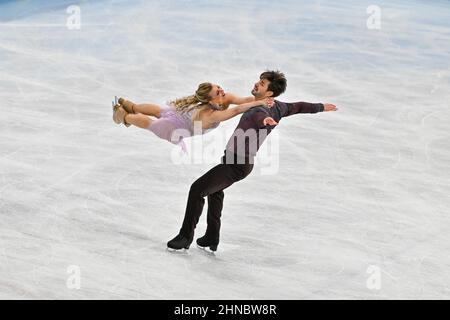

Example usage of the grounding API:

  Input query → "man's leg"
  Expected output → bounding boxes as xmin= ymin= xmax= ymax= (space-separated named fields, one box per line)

xmin=193 ymin=191 xmax=225 ymax=251
xmin=205 ymin=190 xmax=224 ymax=239
xmin=168 ymin=163 xmax=253 ymax=250
xmin=179 ymin=163 xmax=239 ymax=240
xmin=202 ymin=164 xmax=253 ymax=241
xmin=167 ymin=164 xmax=232 ymax=250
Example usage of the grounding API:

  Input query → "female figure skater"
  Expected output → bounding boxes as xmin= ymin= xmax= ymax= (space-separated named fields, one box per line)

xmin=112 ymin=83 xmax=273 ymax=150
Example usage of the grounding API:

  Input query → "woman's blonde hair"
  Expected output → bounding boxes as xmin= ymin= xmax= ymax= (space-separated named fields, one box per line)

xmin=172 ymin=82 xmax=213 ymax=114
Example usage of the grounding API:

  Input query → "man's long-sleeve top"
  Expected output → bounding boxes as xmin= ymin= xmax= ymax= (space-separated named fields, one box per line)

xmin=223 ymin=100 xmax=324 ymax=164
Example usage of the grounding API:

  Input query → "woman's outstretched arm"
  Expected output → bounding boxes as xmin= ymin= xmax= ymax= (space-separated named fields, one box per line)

xmin=225 ymin=93 xmax=255 ymax=105
xmin=203 ymin=98 xmax=274 ymax=123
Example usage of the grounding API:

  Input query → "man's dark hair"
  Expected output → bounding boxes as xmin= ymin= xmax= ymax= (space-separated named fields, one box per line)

xmin=260 ymin=70 xmax=287 ymax=97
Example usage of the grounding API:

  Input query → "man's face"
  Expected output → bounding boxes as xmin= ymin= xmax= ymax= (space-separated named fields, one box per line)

xmin=251 ymin=78 xmax=273 ymax=99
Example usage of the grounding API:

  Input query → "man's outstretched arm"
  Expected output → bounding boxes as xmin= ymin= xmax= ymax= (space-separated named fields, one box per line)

xmin=282 ymin=101 xmax=338 ymax=117
xmin=264 ymin=102 xmax=338 ymax=125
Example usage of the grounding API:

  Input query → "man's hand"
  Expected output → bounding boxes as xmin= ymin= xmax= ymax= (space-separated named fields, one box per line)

xmin=324 ymin=103 xmax=338 ymax=111
xmin=263 ymin=117 xmax=278 ymax=126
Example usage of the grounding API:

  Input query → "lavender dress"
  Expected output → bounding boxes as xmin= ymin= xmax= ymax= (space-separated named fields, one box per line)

xmin=147 ymin=103 xmax=220 ymax=152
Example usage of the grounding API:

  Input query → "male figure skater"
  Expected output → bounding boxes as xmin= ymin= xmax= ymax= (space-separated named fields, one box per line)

xmin=167 ymin=70 xmax=338 ymax=251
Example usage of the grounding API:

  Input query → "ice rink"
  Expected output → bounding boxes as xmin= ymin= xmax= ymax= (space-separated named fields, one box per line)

xmin=0 ymin=0 xmax=449 ymax=299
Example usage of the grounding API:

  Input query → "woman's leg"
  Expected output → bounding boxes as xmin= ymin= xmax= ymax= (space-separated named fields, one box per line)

xmin=124 ymin=114 xmax=184 ymax=146
xmin=124 ymin=113 xmax=152 ymax=129
xmin=133 ymin=103 xmax=162 ymax=118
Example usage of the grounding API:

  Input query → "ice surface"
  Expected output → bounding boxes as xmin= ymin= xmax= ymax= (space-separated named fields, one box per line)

xmin=0 ymin=0 xmax=449 ymax=299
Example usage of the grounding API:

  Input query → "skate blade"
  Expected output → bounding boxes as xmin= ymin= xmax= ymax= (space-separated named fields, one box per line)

xmin=112 ymin=96 xmax=120 ymax=110
xmin=197 ymin=244 xmax=216 ymax=255
xmin=112 ymin=102 xmax=120 ymax=111
xmin=112 ymin=106 xmax=122 ymax=124
xmin=166 ymin=247 xmax=189 ymax=254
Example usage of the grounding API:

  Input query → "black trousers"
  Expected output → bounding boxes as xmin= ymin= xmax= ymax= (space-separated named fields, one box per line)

xmin=180 ymin=158 xmax=254 ymax=240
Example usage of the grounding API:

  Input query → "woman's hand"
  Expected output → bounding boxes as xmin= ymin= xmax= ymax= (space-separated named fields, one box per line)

xmin=263 ymin=97 xmax=275 ymax=108
xmin=255 ymin=97 xmax=275 ymax=108
xmin=254 ymin=97 xmax=274 ymax=108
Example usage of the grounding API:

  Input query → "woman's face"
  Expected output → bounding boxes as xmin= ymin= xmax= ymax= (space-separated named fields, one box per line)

xmin=208 ymin=84 xmax=226 ymax=102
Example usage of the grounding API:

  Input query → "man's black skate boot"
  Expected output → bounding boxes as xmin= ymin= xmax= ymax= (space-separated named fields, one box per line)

xmin=196 ymin=235 xmax=219 ymax=252
xmin=167 ymin=234 xmax=192 ymax=251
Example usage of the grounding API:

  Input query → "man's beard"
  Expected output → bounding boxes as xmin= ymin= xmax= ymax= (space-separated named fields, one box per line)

xmin=252 ymin=89 xmax=264 ymax=99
